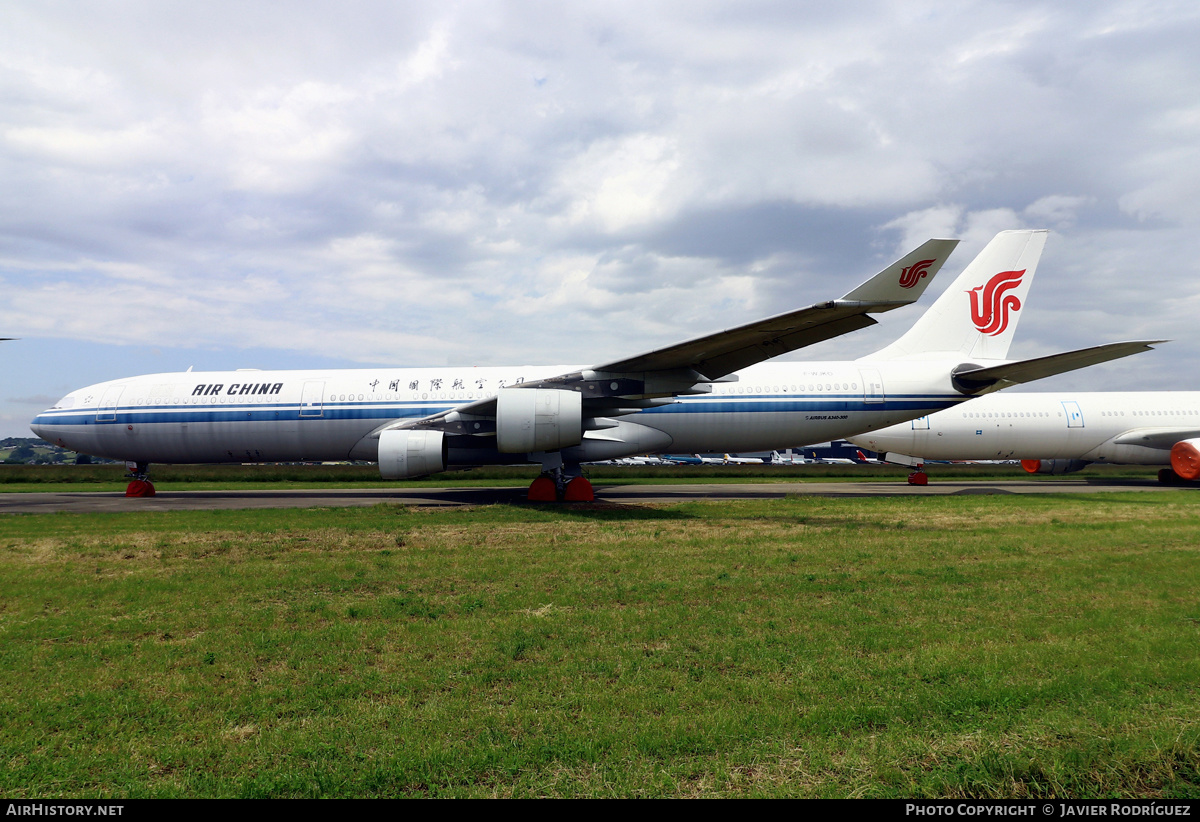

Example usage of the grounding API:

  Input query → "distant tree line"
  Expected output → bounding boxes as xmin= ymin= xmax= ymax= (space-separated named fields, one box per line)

xmin=1 ymin=437 xmax=107 ymax=465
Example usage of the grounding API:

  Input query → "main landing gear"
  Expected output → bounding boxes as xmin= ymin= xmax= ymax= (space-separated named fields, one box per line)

xmin=527 ymin=462 xmax=594 ymax=503
xmin=907 ymin=463 xmax=928 ymax=486
xmin=1158 ymin=468 xmax=1191 ymax=486
xmin=124 ymin=461 xmax=155 ymax=497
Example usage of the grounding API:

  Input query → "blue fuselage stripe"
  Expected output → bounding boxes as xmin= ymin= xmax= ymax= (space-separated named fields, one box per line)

xmin=32 ymin=394 xmax=961 ymax=427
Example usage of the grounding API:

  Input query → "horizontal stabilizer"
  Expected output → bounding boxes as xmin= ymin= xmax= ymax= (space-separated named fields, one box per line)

xmin=952 ymin=340 xmax=1166 ymax=394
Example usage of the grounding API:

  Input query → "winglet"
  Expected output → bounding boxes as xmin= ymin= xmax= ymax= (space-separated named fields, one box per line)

xmin=840 ymin=238 xmax=960 ymax=309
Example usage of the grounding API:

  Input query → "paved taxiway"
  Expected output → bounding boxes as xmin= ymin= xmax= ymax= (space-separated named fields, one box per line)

xmin=0 ymin=479 xmax=1190 ymax=513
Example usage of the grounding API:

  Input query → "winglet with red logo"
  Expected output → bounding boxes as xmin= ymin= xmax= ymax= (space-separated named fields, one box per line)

xmin=868 ymin=230 xmax=1049 ymax=361
xmin=840 ymin=238 xmax=959 ymax=307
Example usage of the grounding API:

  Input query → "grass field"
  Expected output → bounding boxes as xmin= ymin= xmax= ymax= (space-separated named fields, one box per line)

xmin=2 ymin=491 xmax=1199 ymax=797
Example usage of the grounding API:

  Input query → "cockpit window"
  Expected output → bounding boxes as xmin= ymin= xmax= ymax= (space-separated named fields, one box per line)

xmin=53 ymin=395 xmax=75 ymax=409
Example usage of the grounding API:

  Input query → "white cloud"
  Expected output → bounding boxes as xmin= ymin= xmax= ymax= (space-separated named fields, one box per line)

xmin=1024 ymin=195 xmax=1091 ymax=229
xmin=554 ymin=134 xmax=682 ymax=231
xmin=4 ymin=1 xmax=1200 ymax=435
xmin=883 ymin=206 xmax=966 ymax=255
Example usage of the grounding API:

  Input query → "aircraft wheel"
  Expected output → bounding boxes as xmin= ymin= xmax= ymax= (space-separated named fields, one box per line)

xmin=1158 ymin=468 xmax=1184 ymax=485
xmin=907 ymin=471 xmax=928 ymax=486
xmin=125 ymin=479 xmax=156 ymax=497
xmin=527 ymin=475 xmax=558 ymax=502
xmin=563 ymin=476 xmax=594 ymax=502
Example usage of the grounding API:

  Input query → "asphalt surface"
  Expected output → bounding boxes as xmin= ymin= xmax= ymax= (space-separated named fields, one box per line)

xmin=0 ymin=478 xmax=1191 ymax=513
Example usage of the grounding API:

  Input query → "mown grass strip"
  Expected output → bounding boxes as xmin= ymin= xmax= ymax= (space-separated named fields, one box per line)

xmin=1 ymin=493 xmax=1198 ymax=797
xmin=0 ymin=462 xmax=1170 ymax=494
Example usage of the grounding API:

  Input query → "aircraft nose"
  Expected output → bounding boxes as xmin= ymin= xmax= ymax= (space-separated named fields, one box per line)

xmin=30 ymin=413 xmax=49 ymax=442
xmin=31 ymin=412 xmax=75 ymax=451
xmin=848 ymin=431 xmax=896 ymax=451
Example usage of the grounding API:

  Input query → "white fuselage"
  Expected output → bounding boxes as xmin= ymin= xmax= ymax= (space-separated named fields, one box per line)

xmin=848 ymin=392 xmax=1200 ymax=465
xmin=31 ymin=358 xmax=972 ymax=467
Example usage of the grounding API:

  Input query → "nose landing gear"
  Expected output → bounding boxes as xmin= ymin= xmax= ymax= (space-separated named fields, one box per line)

xmin=906 ymin=464 xmax=928 ymax=485
xmin=124 ymin=461 xmax=155 ymax=497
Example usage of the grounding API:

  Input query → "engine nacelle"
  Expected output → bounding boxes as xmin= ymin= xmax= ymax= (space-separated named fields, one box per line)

xmin=561 ymin=420 xmax=674 ymax=463
xmin=495 ymin=388 xmax=583 ymax=453
xmin=1020 ymin=459 xmax=1090 ymax=475
xmin=378 ymin=429 xmax=447 ymax=479
xmin=1170 ymin=438 xmax=1200 ymax=480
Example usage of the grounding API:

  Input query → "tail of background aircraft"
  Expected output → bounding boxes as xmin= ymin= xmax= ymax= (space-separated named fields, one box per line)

xmin=868 ymin=229 xmax=1049 ymax=361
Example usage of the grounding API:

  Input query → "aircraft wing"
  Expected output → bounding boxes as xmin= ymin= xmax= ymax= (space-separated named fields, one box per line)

xmin=361 ymin=238 xmax=959 ymax=440
xmin=591 ymin=238 xmax=959 ymax=379
xmin=383 ymin=394 xmax=499 ymax=437
xmin=951 ymin=340 xmax=1166 ymax=394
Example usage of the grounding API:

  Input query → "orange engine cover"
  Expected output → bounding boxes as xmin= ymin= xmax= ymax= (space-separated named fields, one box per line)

xmin=1170 ymin=439 xmax=1200 ymax=481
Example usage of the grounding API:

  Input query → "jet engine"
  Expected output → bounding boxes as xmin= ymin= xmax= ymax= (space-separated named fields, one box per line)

xmin=378 ymin=429 xmax=446 ymax=479
xmin=1170 ymin=438 xmax=1200 ymax=480
xmin=1020 ymin=459 xmax=1089 ymax=475
xmin=495 ymin=388 xmax=583 ymax=453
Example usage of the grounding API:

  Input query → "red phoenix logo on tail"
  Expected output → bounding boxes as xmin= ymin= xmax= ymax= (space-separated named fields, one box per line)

xmin=898 ymin=259 xmax=935 ymax=289
xmin=967 ymin=269 xmax=1025 ymax=336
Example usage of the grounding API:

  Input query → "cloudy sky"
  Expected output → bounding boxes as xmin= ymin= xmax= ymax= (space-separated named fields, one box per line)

xmin=3 ymin=1 xmax=1199 ymax=438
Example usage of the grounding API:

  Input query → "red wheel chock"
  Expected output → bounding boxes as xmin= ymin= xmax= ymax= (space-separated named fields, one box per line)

xmin=527 ymin=475 xmax=558 ymax=502
xmin=125 ymin=479 xmax=156 ymax=497
xmin=563 ymin=476 xmax=594 ymax=502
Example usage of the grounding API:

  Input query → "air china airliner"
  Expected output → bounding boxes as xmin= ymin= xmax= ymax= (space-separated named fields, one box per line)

xmin=849 ymin=392 xmax=1200 ymax=484
xmin=31 ymin=230 xmax=1160 ymax=501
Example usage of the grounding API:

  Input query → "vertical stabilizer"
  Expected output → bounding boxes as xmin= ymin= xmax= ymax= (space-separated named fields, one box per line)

xmin=868 ymin=229 xmax=1048 ymax=361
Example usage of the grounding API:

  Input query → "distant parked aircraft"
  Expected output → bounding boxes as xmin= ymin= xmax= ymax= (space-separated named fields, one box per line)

xmin=849 ymin=391 xmax=1200 ymax=483
xmin=723 ymin=453 xmax=764 ymax=464
xmin=660 ymin=454 xmax=705 ymax=465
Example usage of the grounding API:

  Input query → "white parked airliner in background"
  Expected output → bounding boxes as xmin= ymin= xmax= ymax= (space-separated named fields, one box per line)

xmin=849 ymin=392 xmax=1200 ymax=483
xmin=722 ymin=454 xmax=764 ymax=465
xmin=31 ymin=230 xmax=1159 ymax=500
